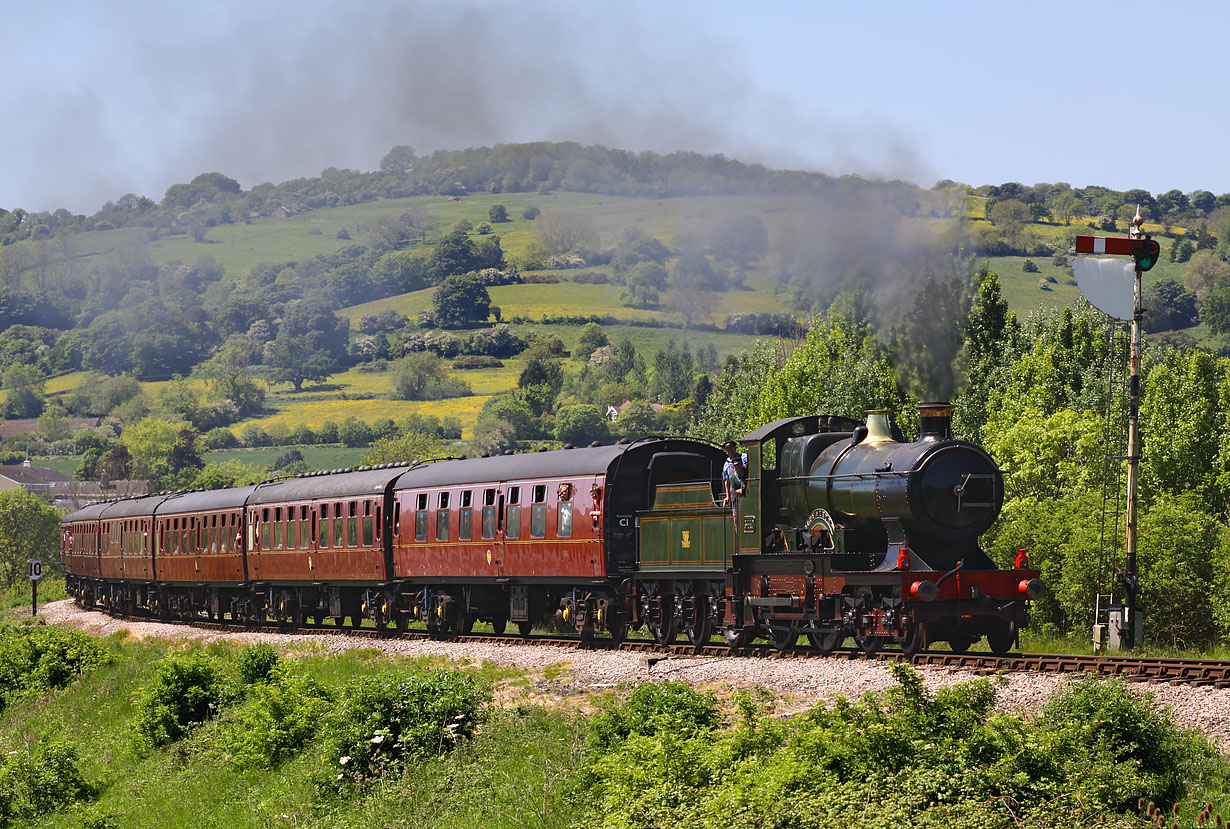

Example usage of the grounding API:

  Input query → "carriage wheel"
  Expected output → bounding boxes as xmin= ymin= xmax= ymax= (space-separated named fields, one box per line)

xmin=854 ymin=634 xmax=884 ymax=655
xmin=807 ymin=628 xmax=843 ymax=654
xmin=893 ymin=621 xmax=927 ymax=655
xmin=648 ymin=601 xmax=677 ymax=645
xmin=769 ymin=623 xmax=798 ymax=651
xmin=682 ymin=596 xmax=712 ymax=650
xmin=517 ymin=621 xmax=534 ymax=638
xmin=986 ymin=620 xmax=1017 ymax=656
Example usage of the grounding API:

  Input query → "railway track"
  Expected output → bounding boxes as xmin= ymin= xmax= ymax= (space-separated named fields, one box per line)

xmin=93 ymin=608 xmax=1230 ymax=688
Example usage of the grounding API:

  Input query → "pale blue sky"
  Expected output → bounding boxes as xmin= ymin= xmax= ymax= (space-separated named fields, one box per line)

xmin=2 ymin=1 xmax=1219 ymax=213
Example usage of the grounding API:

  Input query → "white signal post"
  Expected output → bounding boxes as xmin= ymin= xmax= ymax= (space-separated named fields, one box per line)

xmin=1074 ymin=208 xmax=1153 ymax=650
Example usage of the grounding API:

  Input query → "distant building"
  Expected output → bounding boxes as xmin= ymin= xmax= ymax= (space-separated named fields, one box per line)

xmin=272 ymin=205 xmax=300 ymax=218
xmin=605 ymin=400 xmax=665 ymax=423
xmin=0 ymin=461 xmax=71 ymax=495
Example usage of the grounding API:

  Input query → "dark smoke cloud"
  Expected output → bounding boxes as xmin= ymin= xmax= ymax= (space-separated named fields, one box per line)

xmin=6 ymin=1 xmax=933 ymax=213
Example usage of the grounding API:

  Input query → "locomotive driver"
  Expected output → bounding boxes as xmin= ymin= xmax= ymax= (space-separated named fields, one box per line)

xmin=722 ymin=441 xmax=748 ymax=520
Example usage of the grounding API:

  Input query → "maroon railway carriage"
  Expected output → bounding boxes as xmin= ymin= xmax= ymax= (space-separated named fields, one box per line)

xmin=61 ymin=500 xmax=109 ymax=598
xmin=388 ymin=440 xmax=724 ymax=637
xmin=242 ymin=464 xmax=411 ymax=626
xmin=152 ymin=485 xmax=255 ymax=618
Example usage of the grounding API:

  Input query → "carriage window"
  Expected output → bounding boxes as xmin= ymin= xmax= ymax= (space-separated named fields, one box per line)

xmin=557 ymin=501 xmax=573 ymax=537
xmin=530 ymin=504 xmax=547 ymax=538
xmin=483 ymin=488 xmax=496 ymax=506
xmin=363 ymin=514 xmax=374 ymax=546
xmin=435 ymin=507 xmax=450 ymax=541
xmin=459 ymin=505 xmax=472 ymax=540
xmin=461 ymin=490 xmax=472 ymax=508
xmin=438 ymin=492 xmax=450 ymax=509
xmin=299 ymin=507 xmax=310 ymax=549
xmin=415 ymin=509 xmax=428 ymax=542
xmin=347 ymin=501 xmax=358 ymax=547
xmin=286 ymin=518 xmax=297 ymax=550
xmin=274 ymin=507 xmax=284 ymax=550
xmin=481 ymin=505 xmax=495 ymax=539
xmin=261 ymin=509 xmax=271 ymax=550
xmin=507 ymin=505 xmax=521 ymax=539
xmin=509 ymin=486 xmax=521 ymax=505
xmin=417 ymin=493 xmax=428 ymax=510
xmin=532 ymin=485 xmax=546 ymax=503
xmin=335 ymin=504 xmax=346 ymax=547
xmin=393 ymin=501 xmax=401 ymax=536
xmin=221 ymin=517 xmax=230 ymax=553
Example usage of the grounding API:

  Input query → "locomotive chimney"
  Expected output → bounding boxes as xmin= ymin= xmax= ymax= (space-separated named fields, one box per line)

xmin=864 ymin=410 xmax=894 ymax=444
xmin=918 ymin=403 xmax=953 ymax=441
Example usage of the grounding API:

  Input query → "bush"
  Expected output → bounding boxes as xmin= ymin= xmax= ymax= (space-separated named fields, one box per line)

xmin=452 ymin=355 xmax=504 ymax=369
xmin=0 ymin=622 xmax=109 ymax=710
xmin=328 ymin=670 xmax=488 ymax=786
xmin=239 ymin=423 xmax=271 ymax=447
xmin=522 ymin=272 xmax=559 ymax=283
xmin=1022 ymin=258 xmax=1039 ymax=272
xmin=0 ymin=740 xmax=95 ymax=824
xmin=236 ymin=643 xmax=280 ymax=685
xmin=589 ymin=681 xmax=720 ymax=749
xmin=572 ymin=270 xmax=609 ymax=284
xmin=219 ymin=664 xmax=331 ymax=770
xmin=337 ymin=417 xmax=374 ymax=448
xmin=522 ymin=205 xmax=540 ymax=220
xmin=202 ymin=427 xmax=238 ymax=450
xmin=134 ymin=652 xmax=227 ymax=746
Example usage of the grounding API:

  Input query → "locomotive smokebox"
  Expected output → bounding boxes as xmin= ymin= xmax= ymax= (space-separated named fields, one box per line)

xmin=917 ymin=402 xmax=953 ymax=441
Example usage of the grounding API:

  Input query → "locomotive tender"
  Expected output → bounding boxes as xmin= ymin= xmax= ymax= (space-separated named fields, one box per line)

xmin=61 ymin=405 xmax=1042 ymax=654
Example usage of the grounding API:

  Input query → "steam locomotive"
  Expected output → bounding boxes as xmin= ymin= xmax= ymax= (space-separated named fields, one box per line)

xmin=61 ymin=405 xmax=1042 ymax=654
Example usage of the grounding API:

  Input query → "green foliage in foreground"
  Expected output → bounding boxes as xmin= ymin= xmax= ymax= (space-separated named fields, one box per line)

xmin=0 ymin=621 xmax=109 ymax=711
xmin=2 ymin=627 xmax=1228 ymax=828
xmin=584 ymin=665 xmax=1226 ymax=829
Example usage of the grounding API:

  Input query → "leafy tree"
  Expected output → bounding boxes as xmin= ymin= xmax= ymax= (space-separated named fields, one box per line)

xmin=553 ymin=404 xmax=611 ymax=445
xmin=988 ymin=198 xmax=1029 ymax=245
xmin=952 ymin=270 xmax=1020 ymax=442
xmin=1202 ymin=288 xmax=1230 ymax=335
xmin=379 ymin=145 xmax=417 ymax=175
xmin=391 ymin=353 xmax=472 ymax=400
xmin=1142 ymin=278 xmax=1198 ymax=333
xmin=371 ymin=250 xmax=431 ymax=294
xmin=2 ymin=364 xmax=45 ymax=418
xmin=337 ymin=417 xmax=374 ymax=448
xmin=470 ymin=418 xmax=518 ymax=456
xmin=265 ymin=334 xmax=338 ymax=392
xmin=476 ymin=393 xmax=536 ymax=438
xmin=198 ymin=335 xmax=265 ymax=416
xmin=361 ymin=431 xmax=442 ymax=466
xmin=615 ymin=399 xmax=660 ymax=437
xmin=0 ymin=488 xmax=60 ymax=587
xmin=574 ymin=323 xmax=609 ymax=363
xmin=1183 ymin=249 xmax=1230 ymax=296
xmin=432 ymin=273 xmax=492 ymax=329
xmin=428 ymin=229 xmax=482 ymax=282
xmin=518 ymin=354 xmax=565 ymax=416
xmin=122 ymin=418 xmax=198 ymax=487
xmin=692 ymin=342 xmax=785 ymax=442
xmin=651 ymin=340 xmax=696 ymax=404
xmin=522 ymin=205 xmax=540 ymax=220
xmin=758 ymin=298 xmax=911 ymax=431
xmin=488 ymin=204 xmax=509 ymax=223
xmin=665 ymin=270 xmax=718 ymax=328
xmin=100 ymin=445 xmax=132 ymax=485
xmin=1169 ymin=237 xmax=1195 ymax=264
xmin=620 ymin=262 xmax=667 ymax=308
xmin=891 ymin=275 xmax=970 ymax=401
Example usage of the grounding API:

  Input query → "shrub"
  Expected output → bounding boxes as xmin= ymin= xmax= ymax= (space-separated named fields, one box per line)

xmin=202 ymin=427 xmax=238 ymax=450
xmin=522 ymin=272 xmax=559 ymax=284
xmin=236 ymin=643 xmax=280 ymax=685
xmin=452 ymin=355 xmax=504 ymax=369
xmin=219 ymin=664 xmax=331 ymax=770
xmin=572 ymin=270 xmax=609 ymax=284
xmin=0 ymin=740 xmax=95 ymax=824
xmin=589 ymin=681 xmax=720 ymax=749
xmin=134 ymin=652 xmax=227 ymax=746
xmin=328 ymin=670 xmax=488 ymax=786
xmin=1022 ymin=258 xmax=1039 ymax=272
xmin=0 ymin=622 xmax=109 ymax=710
xmin=522 ymin=205 xmax=540 ymax=220
xmin=239 ymin=423 xmax=271 ymax=447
